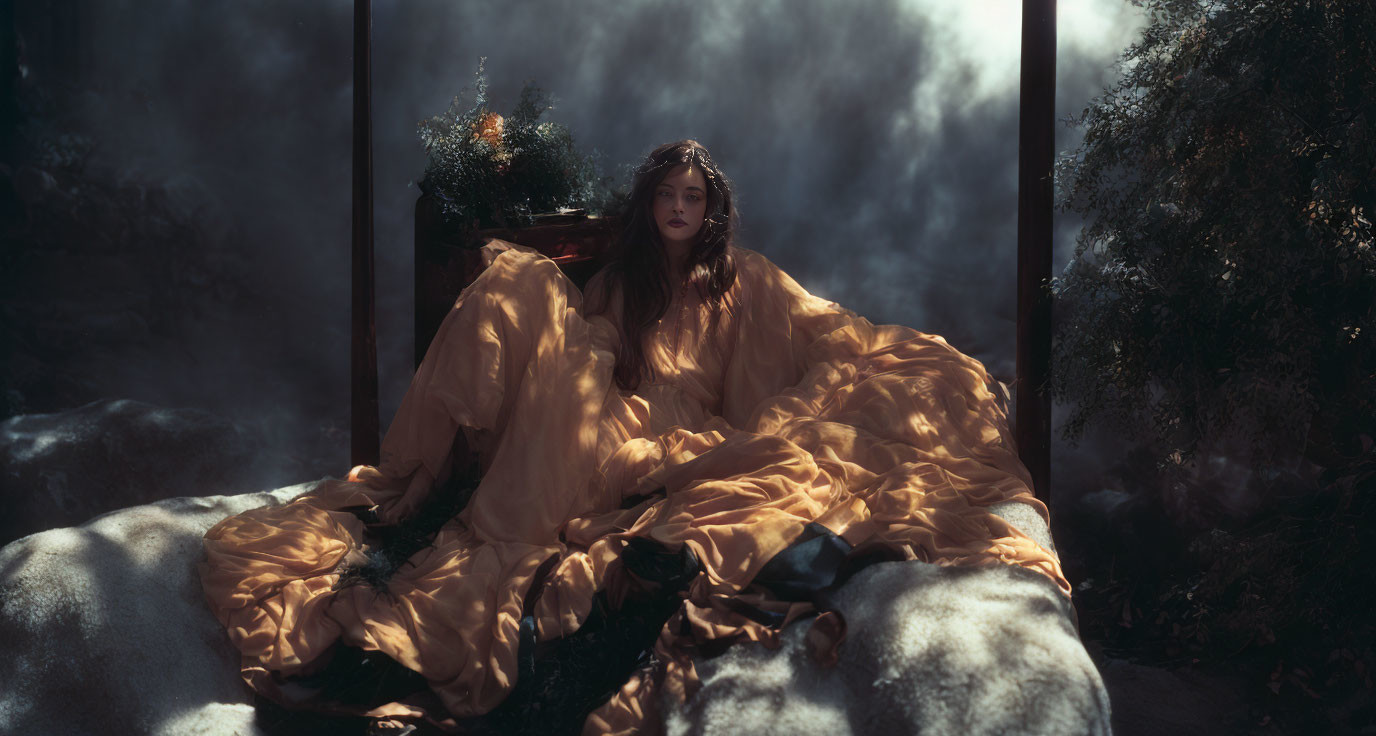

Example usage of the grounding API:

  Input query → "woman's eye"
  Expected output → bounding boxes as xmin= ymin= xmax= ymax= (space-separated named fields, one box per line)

xmin=688 ymin=194 xmax=701 ymax=202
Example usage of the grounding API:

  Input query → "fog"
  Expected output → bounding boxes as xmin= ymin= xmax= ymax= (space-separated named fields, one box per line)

xmin=8 ymin=0 xmax=1147 ymax=496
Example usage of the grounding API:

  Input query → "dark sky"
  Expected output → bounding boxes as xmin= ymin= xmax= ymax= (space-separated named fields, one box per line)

xmin=14 ymin=0 xmax=1146 ymax=495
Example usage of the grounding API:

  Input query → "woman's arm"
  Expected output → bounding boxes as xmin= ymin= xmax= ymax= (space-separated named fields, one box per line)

xmin=581 ymin=265 xmax=621 ymax=321
xmin=719 ymin=248 xmax=861 ymax=429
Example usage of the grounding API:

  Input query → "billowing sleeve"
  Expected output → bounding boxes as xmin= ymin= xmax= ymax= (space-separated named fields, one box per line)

xmin=344 ymin=240 xmax=611 ymax=531
xmin=720 ymin=248 xmax=860 ymax=429
xmin=717 ymin=247 xmax=1041 ymax=518
xmin=341 ymin=244 xmax=538 ymax=524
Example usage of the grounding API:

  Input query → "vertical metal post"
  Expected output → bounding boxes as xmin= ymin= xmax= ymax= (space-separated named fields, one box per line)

xmin=351 ymin=0 xmax=380 ymax=467
xmin=1017 ymin=0 xmax=1056 ymax=507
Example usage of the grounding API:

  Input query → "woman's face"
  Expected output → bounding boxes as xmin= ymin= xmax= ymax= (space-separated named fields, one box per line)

xmin=651 ymin=164 xmax=708 ymax=246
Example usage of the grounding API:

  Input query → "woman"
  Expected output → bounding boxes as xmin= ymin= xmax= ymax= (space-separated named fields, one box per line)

xmin=200 ymin=140 xmax=1067 ymax=735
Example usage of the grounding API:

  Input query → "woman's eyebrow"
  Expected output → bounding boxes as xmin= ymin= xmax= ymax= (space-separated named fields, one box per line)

xmin=657 ymin=183 xmax=707 ymax=193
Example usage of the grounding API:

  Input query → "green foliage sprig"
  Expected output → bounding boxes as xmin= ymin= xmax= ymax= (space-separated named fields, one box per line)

xmin=417 ymin=59 xmax=612 ymax=229
xmin=1051 ymin=0 xmax=1376 ymax=473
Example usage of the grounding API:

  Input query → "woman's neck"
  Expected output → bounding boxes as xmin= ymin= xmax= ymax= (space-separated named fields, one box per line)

xmin=664 ymin=241 xmax=691 ymax=283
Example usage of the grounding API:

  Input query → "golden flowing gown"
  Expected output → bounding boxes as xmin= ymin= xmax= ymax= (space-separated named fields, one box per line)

xmin=199 ymin=240 xmax=1067 ymax=733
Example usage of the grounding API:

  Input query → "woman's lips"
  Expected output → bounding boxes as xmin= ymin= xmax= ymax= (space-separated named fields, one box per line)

xmin=669 ymin=219 xmax=686 ymax=227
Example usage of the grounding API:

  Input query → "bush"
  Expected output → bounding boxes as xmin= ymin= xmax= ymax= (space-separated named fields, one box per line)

xmin=416 ymin=59 xmax=614 ymax=230
xmin=1051 ymin=0 xmax=1376 ymax=475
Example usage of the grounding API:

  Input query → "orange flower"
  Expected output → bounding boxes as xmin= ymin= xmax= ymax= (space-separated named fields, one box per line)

xmin=474 ymin=112 xmax=504 ymax=149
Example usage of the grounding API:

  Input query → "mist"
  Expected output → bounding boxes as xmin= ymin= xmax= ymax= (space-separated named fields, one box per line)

xmin=7 ymin=0 xmax=1146 ymax=495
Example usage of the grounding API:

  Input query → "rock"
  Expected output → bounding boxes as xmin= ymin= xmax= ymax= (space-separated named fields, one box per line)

xmin=664 ymin=502 xmax=1109 ymax=736
xmin=0 ymin=482 xmax=307 ymax=736
xmin=0 ymin=487 xmax=1107 ymax=735
xmin=0 ymin=399 xmax=282 ymax=546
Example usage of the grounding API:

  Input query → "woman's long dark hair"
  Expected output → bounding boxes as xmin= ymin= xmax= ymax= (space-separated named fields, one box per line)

xmin=587 ymin=140 xmax=739 ymax=391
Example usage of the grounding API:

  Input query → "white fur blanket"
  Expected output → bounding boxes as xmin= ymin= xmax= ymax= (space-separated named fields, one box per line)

xmin=0 ymin=482 xmax=1110 ymax=735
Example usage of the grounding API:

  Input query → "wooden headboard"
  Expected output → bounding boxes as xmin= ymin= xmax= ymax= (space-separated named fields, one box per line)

xmin=413 ymin=192 xmax=622 ymax=367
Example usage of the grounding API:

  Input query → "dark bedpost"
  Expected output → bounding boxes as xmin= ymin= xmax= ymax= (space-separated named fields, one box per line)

xmin=1017 ymin=0 xmax=1055 ymax=507
xmin=0 ymin=0 xmax=16 ymax=165
xmin=351 ymin=0 xmax=380 ymax=467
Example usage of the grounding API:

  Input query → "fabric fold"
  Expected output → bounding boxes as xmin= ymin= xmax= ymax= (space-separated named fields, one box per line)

xmin=199 ymin=239 xmax=1067 ymax=734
